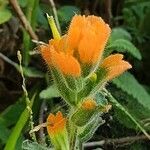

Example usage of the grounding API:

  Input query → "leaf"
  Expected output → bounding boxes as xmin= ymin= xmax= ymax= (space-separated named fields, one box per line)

xmin=110 ymin=27 xmax=132 ymax=41
xmin=18 ymin=0 xmax=28 ymax=7
xmin=112 ymin=72 xmax=150 ymax=111
xmin=129 ymin=142 xmax=148 ymax=150
xmin=78 ymin=115 xmax=104 ymax=142
xmin=0 ymin=100 xmax=25 ymax=127
xmin=58 ymin=6 xmax=80 ymax=23
xmin=106 ymin=39 xmax=142 ymax=60
xmin=0 ymin=9 xmax=12 ymax=24
xmin=37 ymin=6 xmax=49 ymax=29
xmin=4 ymin=95 xmax=35 ymax=150
xmin=40 ymin=85 xmax=60 ymax=99
xmin=23 ymin=67 xmax=45 ymax=78
xmin=0 ymin=53 xmax=44 ymax=78
xmin=0 ymin=119 xmax=10 ymax=144
xmin=104 ymin=89 xmax=150 ymax=139
xmin=114 ymin=97 xmax=150 ymax=131
xmin=22 ymin=140 xmax=50 ymax=150
xmin=15 ymin=135 xmax=25 ymax=150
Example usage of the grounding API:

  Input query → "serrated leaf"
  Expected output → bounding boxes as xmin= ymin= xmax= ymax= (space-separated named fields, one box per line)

xmin=110 ymin=27 xmax=132 ymax=41
xmin=104 ymin=89 xmax=150 ymax=139
xmin=40 ymin=85 xmax=60 ymax=99
xmin=22 ymin=140 xmax=51 ymax=150
xmin=0 ymin=9 xmax=12 ymax=24
xmin=114 ymin=96 xmax=150 ymax=131
xmin=78 ymin=115 xmax=104 ymax=142
xmin=112 ymin=72 xmax=150 ymax=111
xmin=106 ymin=39 xmax=142 ymax=60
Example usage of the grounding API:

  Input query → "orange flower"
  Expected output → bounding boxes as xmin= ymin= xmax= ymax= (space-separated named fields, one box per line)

xmin=50 ymin=50 xmax=81 ymax=77
xmin=47 ymin=111 xmax=69 ymax=150
xmin=49 ymin=35 xmax=67 ymax=52
xmin=100 ymin=54 xmax=132 ymax=80
xmin=67 ymin=15 xmax=111 ymax=63
xmin=81 ymin=99 xmax=97 ymax=110
xmin=40 ymin=45 xmax=51 ymax=64
xmin=47 ymin=111 xmax=66 ymax=136
xmin=40 ymin=15 xmax=111 ymax=77
xmin=40 ymin=38 xmax=81 ymax=77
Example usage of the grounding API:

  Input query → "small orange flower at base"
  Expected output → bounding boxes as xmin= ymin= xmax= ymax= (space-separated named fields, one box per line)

xmin=47 ymin=111 xmax=66 ymax=136
xmin=47 ymin=111 xmax=69 ymax=150
xmin=81 ymin=99 xmax=97 ymax=110
xmin=100 ymin=54 xmax=132 ymax=80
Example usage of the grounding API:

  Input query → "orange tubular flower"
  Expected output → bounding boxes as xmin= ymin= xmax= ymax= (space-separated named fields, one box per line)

xmin=51 ymin=49 xmax=81 ymax=77
xmin=47 ymin=111 xmax=69 ymax=150
xmin=40 ymin=37 xmax=81 ymax=77
xmin=47 ymin=111 xmax=66 ymax=136
xmin=100 ymin=54 xmax=132 ymax=80
xmin=40 ymin=15 xmax=111 ymax=77
xmin=81 ymin=99 xmax=97 ymax=110
xmin=67 ymin=15 xmax=111 ymax=64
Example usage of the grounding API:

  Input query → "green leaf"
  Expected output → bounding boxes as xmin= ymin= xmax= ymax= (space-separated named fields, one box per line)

xmin=78 ymin=115 xmax=104 ymax=142
xmin=0 ymin=100 xmax=25 ymax=127
xmin=0 ymin=9 xmax=12 ymax=24
xmin=23 ymin=67 xmax=45 ymax=78
xmin=37 ymin=6 xmax=49 ymax=29
xmin=40 ymin=85 xmax=60 ymax=99
xmin=129 ymin=142 xmax=148 ymax=150
xmin=4 ymin=95 xmax=35 ymax=150
xmin=22 ymin=140 xmax=50 ymax=150
xmin=0 ymin=119 xmax=10 ymax=144
xmin=71 ymin=107 xmax=97 ymax=127
xmin=18 ymin=0 xmax=28 ymax=7
xmin=114 ymin=95 xmax=150 ymax=131
xmin=112 ymin=72 xmax=150 ymax=111
xmin=58 ymin=6 xmax=80 ymax=23
xmin=15 ymin=135 xmax=25 ymax=150
xmin=106 ymin=39 xmax=142 ymax=60
xmin=110 ymin=27 xmax=132 ymax=41
xmin=51 ymin=67 xmax=77 ymax=106
xmin=104 ymin=89 xmax=150 ymax=139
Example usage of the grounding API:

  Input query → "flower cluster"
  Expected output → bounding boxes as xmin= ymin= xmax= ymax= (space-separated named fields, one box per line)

xmin=40 ymin=15 xmax=132 ymax=149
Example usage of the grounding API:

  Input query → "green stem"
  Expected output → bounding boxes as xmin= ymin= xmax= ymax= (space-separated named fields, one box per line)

xmin=69 ymin=108 xmax=78 ymax=150
xmin=70 ymin=124 xmax=77 ymax=150
xmin=104 ymin=88 xmax=150 ymax=140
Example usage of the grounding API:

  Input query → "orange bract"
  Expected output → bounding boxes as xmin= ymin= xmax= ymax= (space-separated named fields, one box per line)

xmin=81 ymin=99 xmax=97 ymax=110
xmin=51 ymin=50 xmax=81 ymax=77
xmin=67 ymin=15 xmax=111 ymax=63
xmin=40 ymin=37 xmax=81 ymax=77
xmin=101 ymin=54 xmax=132 ymax=80
xmin=40 ymin=45 xmax=51 ymax=64
xmin=49 ymin=35 xmax=67 ymax=52
xmin=47 ymin=111 xmax=66 ymax=136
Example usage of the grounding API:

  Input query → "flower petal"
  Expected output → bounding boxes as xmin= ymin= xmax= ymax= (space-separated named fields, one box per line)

xmin=51 ymin=50 xmax=81 ymax=77
xmin=101 ymin=54 xmax=132 ymax=80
